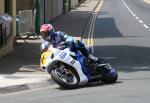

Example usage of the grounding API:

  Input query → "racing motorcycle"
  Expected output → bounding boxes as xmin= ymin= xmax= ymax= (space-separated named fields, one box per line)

xmin=40 ymin=44 xmax=118 ymax=89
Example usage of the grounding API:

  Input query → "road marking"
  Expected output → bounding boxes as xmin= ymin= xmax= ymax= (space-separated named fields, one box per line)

xmin=130 ymin=11 xmax=134 ymax=14
xmin=87 ymin=0 xmax=104 ymax=52
xmin=132 ymin=14 xmax=136 ymax=17
xmin=139 ymin=20 xmax=144 ymax=24
xmin=102 ymin=57 xmax=117 ymax=59
xmin=135 ymin=17 xmax=139 ymax=20
xmin=122 ymin=0 xmax=150 ymax=31
xmin=0 ymin=76 xmax=4 ymax=79
xmin=143 ymin=24 xmax=149 ymax=29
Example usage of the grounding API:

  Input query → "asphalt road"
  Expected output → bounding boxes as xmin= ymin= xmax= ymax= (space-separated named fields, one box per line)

xmin=0 ymin=0 xmax=150 ymax=103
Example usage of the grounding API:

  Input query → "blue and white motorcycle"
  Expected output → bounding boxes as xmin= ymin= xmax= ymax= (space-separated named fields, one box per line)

xmin=40 ymin=44 xmax=118 ymax=89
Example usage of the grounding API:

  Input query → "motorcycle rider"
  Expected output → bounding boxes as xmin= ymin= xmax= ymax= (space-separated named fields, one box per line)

xmin=40 ymin=24 xmax=98 ymax=63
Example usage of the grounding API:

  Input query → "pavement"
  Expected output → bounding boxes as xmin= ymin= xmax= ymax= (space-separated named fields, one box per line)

xmin=143 ymin=0 xmax=150 ymax=4
xmin=0 ymin=0 xmax=101 ymax=94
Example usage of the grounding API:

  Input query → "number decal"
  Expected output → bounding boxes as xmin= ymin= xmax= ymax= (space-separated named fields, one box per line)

xmin=70 ymin=60 xmax=76 ymax=65
xmin=59 ymin=52 xmax=67 ymax=59
xmin=40 ymin=51 xmax=52 ymax=65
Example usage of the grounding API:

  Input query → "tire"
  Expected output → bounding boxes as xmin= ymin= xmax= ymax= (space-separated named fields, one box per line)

xmin=101 ymin=68 xmax=118 ymax=84
xmin=50 ymin=66 xmax=80 ymax=89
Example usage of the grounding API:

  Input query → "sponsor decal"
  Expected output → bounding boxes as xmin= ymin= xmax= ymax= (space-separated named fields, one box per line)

xmin=59 ymin=52 xmax=67 ymax=59
xmin=70 ymin=60 xmax=76 ymax=65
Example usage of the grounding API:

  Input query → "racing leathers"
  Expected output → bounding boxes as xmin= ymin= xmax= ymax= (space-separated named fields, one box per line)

xmin=41 ymin=31 xmax=98 ymax=62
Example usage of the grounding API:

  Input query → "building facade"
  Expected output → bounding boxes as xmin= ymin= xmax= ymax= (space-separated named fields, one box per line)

xmin=16 ymin=0 xmax=34 ymax=13
xmin=0 ymin=0 xmax=86 ymax=58
xmin=0 ymin=0 xmax=16 ymax=58
xmin=40 ymin=0 xmax=82 ymax=24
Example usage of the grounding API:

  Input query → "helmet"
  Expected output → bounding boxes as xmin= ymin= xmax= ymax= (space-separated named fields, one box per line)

xmin=40 ymin=24 xmax=54 ymax=39
xmin=40 ymin=24 xmax=54 ymax=32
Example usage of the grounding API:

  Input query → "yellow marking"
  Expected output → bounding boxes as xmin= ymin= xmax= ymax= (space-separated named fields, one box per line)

xmin=87 ymin=0 xmax=104 ymax=47
xmin=40 ymin=51 xmax=52 ymax=65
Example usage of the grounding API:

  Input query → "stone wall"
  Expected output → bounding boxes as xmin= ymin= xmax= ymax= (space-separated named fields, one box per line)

xmin=0 ymin=36 xmax=13 ymax=59
xmin=0 ymin=0 xmax=16 ymax=59
xmin=16 ymin=0 xmax=34 ymax=13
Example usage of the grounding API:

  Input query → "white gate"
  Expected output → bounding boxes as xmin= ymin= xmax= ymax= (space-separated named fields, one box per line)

xmin=17 ymin=10 xmax=39 ymax=39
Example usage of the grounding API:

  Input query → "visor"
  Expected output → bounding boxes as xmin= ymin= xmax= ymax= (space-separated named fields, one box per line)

xmin=41 ymin=32 xmax=49 ymax=39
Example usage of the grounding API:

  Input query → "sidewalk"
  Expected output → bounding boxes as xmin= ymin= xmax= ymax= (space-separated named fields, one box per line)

xmin=0 ymin=0 xmax=101 ymax=94
xmin=143 ymin=0 xmax=150 ymax=4
xmin=51 ymin=0 xmax=100 ymax=37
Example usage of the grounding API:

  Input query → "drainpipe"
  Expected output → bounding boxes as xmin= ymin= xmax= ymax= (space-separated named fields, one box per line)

xmin=35 ymin=0 xmax=40 ymax=34
xmin=44 ymin=0 xmax=46 ymax=23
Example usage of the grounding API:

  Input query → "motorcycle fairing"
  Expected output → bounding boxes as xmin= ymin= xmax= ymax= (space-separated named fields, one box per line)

xmin=75 ymin=52 xmax=91 ymax=80
xmin=48 ymin=48 xmax=89 ymax=85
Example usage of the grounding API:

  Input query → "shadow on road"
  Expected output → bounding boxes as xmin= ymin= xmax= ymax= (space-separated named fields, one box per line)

xmin=93 ymin=18 xmax=123 ymax=38
xmin=55 ymin=81 xmax=123 ymax=90
xmin=94 ymin=45 xmax=150 ymax=73
xmin=51 ymin=11 xmax=92 ymax=37
xmin=82 ymin=81 xmax=123 ymax=88
xmin=0 ymin=41 xmax=42 ymax=74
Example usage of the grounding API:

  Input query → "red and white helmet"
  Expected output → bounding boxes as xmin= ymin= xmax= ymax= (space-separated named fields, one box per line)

xmin=40 ymin=24 xmax=53 ymax=33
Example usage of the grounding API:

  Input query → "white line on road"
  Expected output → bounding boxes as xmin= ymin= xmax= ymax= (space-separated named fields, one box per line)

xmin=143 ymin=24 xmax=149 ymax=29
xmin=132 ymin=14 xmax=136 ymax=17
xmin=139 ymin=20 xmax=144 ymax=24
xmin=135 ymin=17 xmax=139 ymax=20
xmin=130 ymin=11 xmax=134 ymax=14
xmin=122 ymin=0 xmax=130 ymax=10
xmin=0 ymin=76 xmax=4 ymax=79
xmin=122 ymin=0 xmax=150 ymax=31
xmin=128 ymin=8 xmax=131 ymax=11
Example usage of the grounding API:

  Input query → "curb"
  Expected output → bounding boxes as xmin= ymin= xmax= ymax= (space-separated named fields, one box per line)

xmin=0 ymin=78 xmax=55 ymax=94
xmin=143 ymin=0 xmax=150 ymax=4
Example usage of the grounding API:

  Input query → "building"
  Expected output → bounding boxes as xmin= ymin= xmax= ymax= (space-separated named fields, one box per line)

xmin=16 ymin=0 xmax=34 ymax=13
xmin=0 ymin=0 xmax=16 ymax=58
xmin=40 ymin=0 xmax=81 ymax=24
xmin=0 ymin=0 xmax=86 ymax=58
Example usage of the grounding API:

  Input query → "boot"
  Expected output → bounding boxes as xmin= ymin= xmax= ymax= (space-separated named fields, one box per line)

xmin=88 ymin=54 xmax=98 ymax=63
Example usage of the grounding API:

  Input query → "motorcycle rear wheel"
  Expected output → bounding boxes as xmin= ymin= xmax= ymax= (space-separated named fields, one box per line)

xmin=101 ymin=67 xmax=118 ymax=84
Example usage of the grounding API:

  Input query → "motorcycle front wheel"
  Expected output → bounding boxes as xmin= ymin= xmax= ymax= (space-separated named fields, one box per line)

xmin=50 ymin=65 xmax=79 ymax=89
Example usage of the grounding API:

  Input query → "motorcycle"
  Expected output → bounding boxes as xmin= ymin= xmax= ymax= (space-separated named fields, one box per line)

xmin=40 ymin=44 xmax=118 ymax=89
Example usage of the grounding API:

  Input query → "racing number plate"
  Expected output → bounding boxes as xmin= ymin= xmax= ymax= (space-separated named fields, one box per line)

xmin=40 ymin=51 xmax=52 ymax=65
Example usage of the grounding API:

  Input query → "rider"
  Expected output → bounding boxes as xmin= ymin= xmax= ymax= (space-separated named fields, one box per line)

xmin=40 ymin=24 xmax=98 ymax=63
